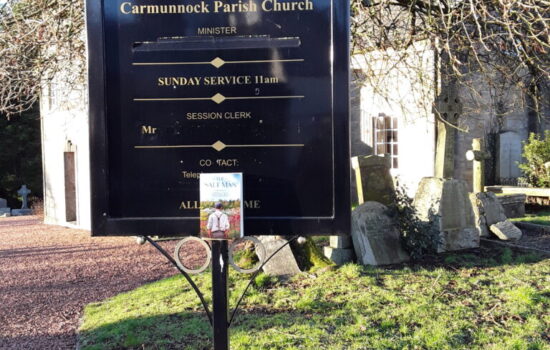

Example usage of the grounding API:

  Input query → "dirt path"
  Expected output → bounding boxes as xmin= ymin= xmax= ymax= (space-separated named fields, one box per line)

xmin=0 ymin=216 xmax=179 ymax=350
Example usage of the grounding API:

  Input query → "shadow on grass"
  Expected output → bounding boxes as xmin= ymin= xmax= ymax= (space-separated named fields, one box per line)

xmin=78 ymin=312 xmax=212 ymax=350
xmin=398 ymin=244 xmax=548 ymax=270
xmin=78 ymin=246 xmax=549 ymax=350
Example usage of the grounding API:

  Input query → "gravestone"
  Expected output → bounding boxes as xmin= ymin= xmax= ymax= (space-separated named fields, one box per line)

xmin=257 ymin=236 xmax=301 ymax=277
xmin=11 ymin=185 xmax=33 ymax=216
xmin=351 ymin=155 xmax=395 ymax=206
xmin=497 ymin=194 xmax=526 ymax=218
xmin=0 ymin=198 xmax=10 ymax=217
xmin=433 ymin=87 xmax=463 ymax=178
xmin=414 ymin=177 xmax=479 ymax=252
xmin=351 ymin=201 xmax=409 ymax=266
xmin=323 ymin=235 xmax=355 ymax=265
xmin=469 ymin=192 xmax=508 ymax=237
xmin=490 ymin=220 xmax=522 ymax=240
xmin=497 ymin=132 xmax=523 ymax=180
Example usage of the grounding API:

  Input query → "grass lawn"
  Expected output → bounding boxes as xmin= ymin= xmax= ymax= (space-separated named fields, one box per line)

xmin=78 ymin=246 xmax=550 ymax=350
xmin=512 ymin=211 xmax=550 ymax=227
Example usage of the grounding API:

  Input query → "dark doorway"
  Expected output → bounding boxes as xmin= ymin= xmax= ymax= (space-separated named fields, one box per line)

xmin=64 ymin=152 xmax=77 ymax=222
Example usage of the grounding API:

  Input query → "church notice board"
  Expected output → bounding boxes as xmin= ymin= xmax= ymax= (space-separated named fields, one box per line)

xmin=87 ymin=0 xmax=350 ymax=237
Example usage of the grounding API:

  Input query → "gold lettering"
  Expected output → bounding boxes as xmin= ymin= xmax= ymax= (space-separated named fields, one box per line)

xmin=119 ymin=0 xmax=313 ymax=15
xmin=244 ymin=200 xmax=261 ymax=209
xmin=141 ymin=125 xmax=157 ymax=134
xmin=120 ymin=2 xmax=131 ymax=14
xmin=179 ymin=201 xmax=200 ymax=210
xmin=262 ymin=0 xmax=313 ymax=12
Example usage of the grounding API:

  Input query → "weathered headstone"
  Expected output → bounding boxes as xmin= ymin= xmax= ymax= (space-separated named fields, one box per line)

xmin=497 ymin=194 xmax=526 ymax=218
xmin=256 ymin=236 xmax=301 ymax=277
xmin=497 ymin=132 xmax=523 ymax=179
xmin=490 ymin=220 xmax=522 ymax=240
xmin=11 ymin=185 xmax=33 ymax=216
xmin=351 ymin=155 xmax=395 ymax=206
xmin=0 ymin=198 xmax=10 ymax=217
xmin=414 ymin=177 xmax=479 ymax=252
xmin=323 ymin=235 xmax=355 ymax=265
xmin=466 ymin=138 xmax=490 ymax=193
xmin=469 ymin=191 xmax=520 ymax=238
xmin=433 ymin=87 xmax=463 ymax=178
xmin=351 ymin=201 xmax=409 ymax=266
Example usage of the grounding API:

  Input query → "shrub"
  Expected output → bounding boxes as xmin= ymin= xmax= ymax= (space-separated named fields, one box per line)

xmin=518 ymin=131 xmax=550 ymax=188
xmin=392 ymin=185 xmax=440 ymax=260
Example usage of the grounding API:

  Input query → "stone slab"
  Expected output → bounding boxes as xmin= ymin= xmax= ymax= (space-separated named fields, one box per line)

xmin=414 ymin=177 xmax=480 ymax=252
xmin=351 ymin=201 xmax=409 ymax=266
xmin=329 ymin=235 xmax=353 ymax=249
xmin=490 ymin=220 xmax=522 ymax=241
xmin=480 ymin=192 xmax=507 ymax=225
xmin=497 ymin=194 xmax=526 ymax=219
xmin=0 ymin=198 xmax=7 ymax=208
xmin=257 ymin=236 xmax=301 ymax=276
xmin=323 ymin=247 xmax=354 ymax=265
xmin=11 ymin=209 xmax=33 ymax=216
xmin=351 ymin=155 xmax=395 ymax=205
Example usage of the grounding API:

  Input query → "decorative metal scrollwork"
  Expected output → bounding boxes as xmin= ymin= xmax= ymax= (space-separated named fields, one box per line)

xmin=174 ymin=237 xmax=212 ymax=274
xmin=228 ymin=236 xmax=266 ymax=274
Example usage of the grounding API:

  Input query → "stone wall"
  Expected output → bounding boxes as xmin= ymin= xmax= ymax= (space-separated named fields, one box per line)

xmin=454 ymin=72 xmax=529 ymax=189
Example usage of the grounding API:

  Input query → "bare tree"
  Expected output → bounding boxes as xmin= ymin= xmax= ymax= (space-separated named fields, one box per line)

xmin=0 ymin=0 xmax=85 ymax=117
xmin=0 ymin=0 xmax=548 ymax=122
xmin=351 ymin=0 xmax=550 ymax=131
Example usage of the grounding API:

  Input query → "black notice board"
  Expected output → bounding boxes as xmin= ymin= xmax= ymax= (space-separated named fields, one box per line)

xmin=87 ymin=0 xmax=350 ymax=236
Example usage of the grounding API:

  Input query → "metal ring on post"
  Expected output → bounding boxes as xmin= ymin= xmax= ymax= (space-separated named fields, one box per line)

xmin=174 ymin=237 xmax=212 ymax=274
xmin=228 ymin=237 xmax=266 ymax=274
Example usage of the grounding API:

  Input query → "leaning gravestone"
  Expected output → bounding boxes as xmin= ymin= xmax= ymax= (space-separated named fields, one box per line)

xmin=490 ymin=220 xmax=522 ymax=240
xmin=0 ymin=198 xmax=11 ymax=217
xmin=11 ymin=185 xmax=33 ymax=216
xmin=351 ymin=201 xmax=409 ymax=266
xmin=414 ymin=178 xmax=479 ymax=252
xmin=469 ymin=192 xmax=523 ymax=240
xmin=469 ymin=192 xmax=507 ymax=237
xmin=351 ymin=155 xmax=395 ymax=206
xmin=257 ymin=236 xmax=301 ymax=277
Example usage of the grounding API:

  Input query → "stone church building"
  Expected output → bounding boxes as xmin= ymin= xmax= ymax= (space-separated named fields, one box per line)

xmin=41 ymin=40 xmax=548 ymax=229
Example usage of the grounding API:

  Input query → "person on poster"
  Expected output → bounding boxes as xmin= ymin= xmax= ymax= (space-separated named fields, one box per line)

xmin=207 ymin=202 xmax=230 ymax=239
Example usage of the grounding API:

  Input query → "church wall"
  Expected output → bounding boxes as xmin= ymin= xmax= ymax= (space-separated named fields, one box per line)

xmin=351 ymin=41 xmax=437 ymax=198
xmin=40 ymin=81 xmax=91 ymax=230
xmin=455 ymin=73 xmax=529 ymax=189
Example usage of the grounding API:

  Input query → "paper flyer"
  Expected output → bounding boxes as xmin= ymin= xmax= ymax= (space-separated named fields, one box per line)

xmin=199 ymin=173 xmax=243 ymax=240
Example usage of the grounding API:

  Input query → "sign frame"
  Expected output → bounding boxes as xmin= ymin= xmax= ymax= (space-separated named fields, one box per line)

xmin=86 ymin=0 xmax=351 ymax=237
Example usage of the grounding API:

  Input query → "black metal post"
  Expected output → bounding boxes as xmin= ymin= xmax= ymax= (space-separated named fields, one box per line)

xmin=211 ymin=240 xmax=229 ymax=350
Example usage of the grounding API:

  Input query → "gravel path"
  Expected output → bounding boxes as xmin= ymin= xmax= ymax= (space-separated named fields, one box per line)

xmin=0 ymin=216 xmax=180 ymax=350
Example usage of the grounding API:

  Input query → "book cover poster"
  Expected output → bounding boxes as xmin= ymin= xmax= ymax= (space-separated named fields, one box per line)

xmin=200 ymin=173 xmax=243 ymax=240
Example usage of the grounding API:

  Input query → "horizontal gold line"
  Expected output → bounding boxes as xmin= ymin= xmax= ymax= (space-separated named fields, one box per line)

xmin=227 ymin=59 xmax=304 ymax=64
xmin=134 ymin=144 xmax=305 ymax=149
xmin=226 ymin=96 xmax=305 ymax=100
xmin=135 ymin=145 xmax=211 ymax=149
xmin=228 ymin=144 xmax=305 ymax=148
xmin=132 ymin=59 xmax=304 ymax=66
xmin=134 ymin=97 xmax=209 ymax=101
xmin=133 ymin=96 xmax=305 ymax=102
xmin=133 ymin=62 xmax=211 ymax=66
